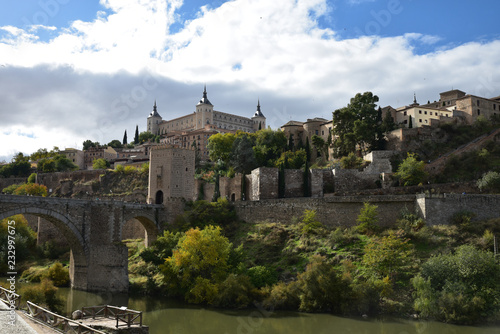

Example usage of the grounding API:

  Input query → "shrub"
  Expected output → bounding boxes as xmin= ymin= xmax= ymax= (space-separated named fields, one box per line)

xmin=247 ymin=266 xmax=278 ymax=288
xmin=114 ymin=164 xmax=125 ymax=173
xmin=27 ymin=173 xmax=37 ymax=183
xmin=13 ymin=183 xmax=48 ymax=197
xmin=413 ymin=245 xmax=500 ymax=324
xmin=2 ymin=183 xmax=24 ymax=194
xmin=124 ymin=166 xmax=137 ymax=175
xmin=356 ymin=202 xmax=380 ymax=234
xmin=44 ymin=262 xmax=69 ymax=287
xmin=299 ymin=209 xmax=323 ymax=235
xmin=395 ymin=152 xmax=428 ymax=186
xmin=263 ymin=281 xmax=301 ymax=310
xmin=214 ymin=274 xmax=254 ymax=308
xmin=477 ymin=171 xmax=500 ymax=193
xmin=22 ymin=278 xmax=63 ymax=313
xmin=339 ymin=152 xmax=364 ymax=169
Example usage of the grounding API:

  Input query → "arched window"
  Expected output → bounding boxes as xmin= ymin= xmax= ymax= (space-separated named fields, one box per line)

xmin=155 ymin=190 xmax=164 ymax=204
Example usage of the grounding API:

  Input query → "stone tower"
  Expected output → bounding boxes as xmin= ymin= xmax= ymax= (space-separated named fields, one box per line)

xmin=252 ymin=99 xmax=266 ymax=131
xmin=148 ymin=145 xmax=195 ymax=204
xmin=195 ymin=85 xmax=214 ymax=129
xmin=147 ymin=101 xmax=162 ymax=135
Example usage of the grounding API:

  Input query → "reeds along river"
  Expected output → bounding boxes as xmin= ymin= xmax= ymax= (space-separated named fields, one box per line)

xmin=32 ymin=284 xmax=500 ymax=334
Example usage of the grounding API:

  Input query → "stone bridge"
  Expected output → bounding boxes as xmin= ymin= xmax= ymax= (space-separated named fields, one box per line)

xmin=0 ymin=194 xmax=171 ymax=293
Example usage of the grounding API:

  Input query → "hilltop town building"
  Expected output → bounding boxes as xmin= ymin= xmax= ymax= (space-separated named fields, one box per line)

xmin=147 ymin=86 xmax=266 ymax=160
xmin=280 ymin=117 xmax=333 ymax=157
xmin=392 ymin=90 xmax=500 ymax=128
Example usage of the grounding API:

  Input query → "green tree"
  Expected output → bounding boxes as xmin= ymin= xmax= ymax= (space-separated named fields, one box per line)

xmin=138 ymin=131 xmax=155 ymax=144
xmin=395 ymin=152 xmax=428 ymax=186
xmin=13 ymin=183 xmax=48 ymax=197
xmin=82 ymin=140 xmax=100 ymax=150
xmin=0 ymin=153 xmax=31 ymax=177
xmin=162 ymin=225 xmax=232 ymax=304
xmin=339 ymin=152 xmax=364 ymax=169
xmin=27 ymin=173 xmax=37 ymax=183
xmin=413 ymin=245 xmax=500 ymax=324
xmin=230 ymin=134 xmax=257 ymax=174
xmin=0 ymin=215 xmax=37 ymax=273
xmin=253 ymin=129 xmax=287 ymax=167
xmin=311 ymin=135 xmax=329 ymax=161
xmin=122 ymin=130 xmax=128 ymax=145
xmin=92 ymin=158 xmax=109 ymax=170
xmin=275 ymin=149 xmax=306 ymax=169
xmin=408 ymin=116 xmax=413 ymax=128
xmin=134 ymin=125 xmax=139 ymax=144
xmin=207 ymin=133 xmax=236 ymax=165
xmin=107 ymin=139 xmax=123 ymax=148
xmin=38 ymin=155 xmax=78 ymax=173
xmin=332 ymin=92 xmax=380 ymax=157
xmin=356 ymin=202 xmax=380 ymax=234
xmin=363 ymin=231 xmax=415 ymax=280
xmin=381 ymin=109 xmax=396 ymax=134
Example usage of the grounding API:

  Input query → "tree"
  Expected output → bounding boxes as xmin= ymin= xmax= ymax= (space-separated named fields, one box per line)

xmin=38 ymin=155 xmax=78 ymax=173
xmin=207 ymin=133 xmax=236 ymax=165
xmin=92 ymin=158 xmax=109 ymax=170
xmin=162 ymin=225 xmax=232 ymax=304
xmin=332 ymin=92 xmax=380 ymax=157
xmin=275 ymin=149 xmax=306 ymax=169
xmin=122 ymin=130 xmax=128 ymax=145
xmin=192 ymin=140 xmax=201 ymax=170
xmin=82 ymin=140 xmax=100 ymax=150
xmin=408 ymin=116 xmax=413 ymax=128
xmin=134 ymin=125 xmax=139 ymax=144
xmin=138 ymin=131 xmax=155 ymax=144
xmin=107 ymin=140 xmax=123 ymax=149
xmin=230 ymin=134 xmax=257 ymax=174
xmin=395 ymin=152 xmax=428 ymax=186
xmin=413 ymin=245 xmax=500 ymax=324
xmin=0 ymin=153 xmax=31 ymax=178
xmin=311 ymin=135 xmax=328 ymax=161
xmin=13 ymin=183 xmax=48 ymax=197
xmin=253 ymin=129 xmax=287 ymax=167
xmin=381 ymin=109 xmax=396 ymax=134
xmin=356 ymin=202 xmax=380 ymax=234
xmin=363 ymin=231 xmax=415 ymax=280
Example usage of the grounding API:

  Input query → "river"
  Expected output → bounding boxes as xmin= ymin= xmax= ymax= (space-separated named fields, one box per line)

xmin=19 ymin=284 xmax=496 ymax=334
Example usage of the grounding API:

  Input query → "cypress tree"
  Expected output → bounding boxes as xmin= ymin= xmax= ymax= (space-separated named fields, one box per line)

xmin=303 ymin=160 xmax=310 ymax=197
xmin=134 ymin=125 xmax=139 ymax=144
xmin=122 ymin=130 xmax=127 ymax=145
xmin=305 ymin=137 xmax=311 ymax=162
xmin=408 ymin=116 xmax=413 ymax=129
xmin=278 ymin=163 xmax=285 ymax=198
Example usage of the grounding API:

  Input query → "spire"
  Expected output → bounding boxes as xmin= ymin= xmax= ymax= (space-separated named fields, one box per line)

xmin=149 ymin=100 xmax=161 ymax=117
xmin=197 ymin=85 xmax=213 ymax=106
xmin=413 ymin=92 xmax=417 ymax=104
xmin=253 ymin=99 xmax=265 ymax=117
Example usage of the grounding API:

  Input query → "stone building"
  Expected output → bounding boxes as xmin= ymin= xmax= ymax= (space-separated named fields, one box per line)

xmin=280 ymin=117 xmax=333 ymax=158
xmin=147 ymin=145 xmax=195 ymax=204
xmin=83 ymin=146 xmax=117 ymax=170
xmin=392 ymin=90 xmax=500 ymax=128
xmin=147 ymin=86 xmax=266 ymax=161
xmin=60 ymin=148 xmax=84 ymax=170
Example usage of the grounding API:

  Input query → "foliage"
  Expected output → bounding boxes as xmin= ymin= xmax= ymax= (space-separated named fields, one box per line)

xmin=92 ymin=158 xmax=110 ymax=170
xmin=247 ymin=266 xmax=278 ymax=288
xmin=395 ymin=152 xmax=428 ymax=186
xmin=22 ymin=278 xmax=63 ymax=313
xmin=162 ymin=225 xmax=232 ymax=304
xmin=171 ymin=198 xmax=237 ymax=232
xmin=332 ymin=92 xmax=381 ymax=157
xmin=275 ymin=149 xmax=307 ymax=169
xmin=140 ymin=231 xmax=183 ymax=265
xmin=0 ymin=153 xmax=31 ymax=178
xmin=263 ymin=281 xmax=301 ymax=310
xmin=0 ymin=215 xmax=37 ymax=273
xmin=13 ymin=183 xmax=48 ymax=197
xmin=299 ymin=210 xmax=323 ymax=235
xmin=311 ymin=135 xmax=329 ymax=160
xmin=134 ymin=125 xmax=139 ymax=144
xmin=362 ymin=231 xmax=415 ymax=280
xmin=339 ymin=152 xmax=364 ymax=169
xmin=37 ymin=154 xmax=78 ymax=172
xmin=208 ymin=133 xmax=236 ymax=165
xmin=140 ymin=162 xmax=149 ymax=174
xmin=107 ymin=139 xmax=123 ymax=148
xmin=396 ymin=207 xmax=425 ymax=232
xmin=230 ymin=134 xmax=257 ymax=174
xmin=413 ymin=245 xmax=500 ymax=324
xmin=253 ymin=129 xmax=288 ymax=167
xmin=2 ymin=183 xmax=24 ymax=194
xmin=477 ymin=171 xmax=500 ymax=193
xmin=29 ymin=147 xmax=60 ymax=161
xmin=44 ymin=262 xmax=70 ymax=287
xmin=356 ymin=202 xmax=380 ymax=234
xmin=213 ymin=274 xmax=255 ymax=308
xmin=82 ymin=140 xmax=100 ymax=150
xmin=138 ymin=131 xmax=155 ymax=144
xmin=27 ymin=173 xmax=37 ymax=183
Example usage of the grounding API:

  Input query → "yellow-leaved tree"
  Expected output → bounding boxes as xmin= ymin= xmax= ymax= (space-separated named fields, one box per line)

xmin=162 ymin=225 xmax=232 ymax=304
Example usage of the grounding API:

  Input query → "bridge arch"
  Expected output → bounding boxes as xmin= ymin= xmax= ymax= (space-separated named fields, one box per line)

xmin=121 ymin=212 xmax=160 ymax=247
xmin=0 ymin=207 xmax=88 ymax=290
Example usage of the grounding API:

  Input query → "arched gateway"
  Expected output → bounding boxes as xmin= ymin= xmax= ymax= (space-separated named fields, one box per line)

xmin=0 ymin=195 xmax=166 ymax=293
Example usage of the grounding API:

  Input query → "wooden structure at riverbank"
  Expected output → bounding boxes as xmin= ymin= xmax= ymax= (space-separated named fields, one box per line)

xmin=79 ymin=305 xmax=148 ymax=334
xmin=0 ymin=285 xmax=21 ymax=309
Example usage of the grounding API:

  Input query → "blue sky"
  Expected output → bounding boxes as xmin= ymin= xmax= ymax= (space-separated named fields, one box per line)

xmin=1 ymin=0 xmax=500 ymax=161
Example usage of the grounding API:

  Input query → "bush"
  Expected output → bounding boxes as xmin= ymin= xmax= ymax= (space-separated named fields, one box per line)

xmin=356 ymin=202 xmax=380 ymax=234
xmin=44 ymin=262 xmax=69 ymax=287
xmin=213 ymin=274 xmax=254 ymax=308
xmin=413 ymin=245 xmax=500 ymax=324
xmin=339 ymin=152 xmax=364 ymax=169
xmin=13 ymin=183 xmax=48 ymax=197
xmin=27 ymin=173 xmax=37 ymax=183
xmin=263 ymin=281 xmax=301 ymax=310
xmin=22 ymin=278 xmax=63 ymax=313
xmin=247 ymin=266 xmax=278 ymax=288
xmin=395 ymin=152 xmax=428 ymax=186
xmin=114 ymin=164 xmax=125 ymax=173
xmin=477 ymin=171 xmax=500 ymax=193
xmin=299 ymin=209 xmax=324 ymax=235
xmin=2 ymin=183 xmax=24 ymax=194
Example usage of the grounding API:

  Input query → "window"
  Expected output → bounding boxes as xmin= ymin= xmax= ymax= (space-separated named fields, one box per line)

xmin=477 ymin=100 xmax=480 ymax=107
xmin=315 ymin=130 xmax=319 ymax=135
xmin=494 ymin=104 xmax=497 ymax=110
xmin=424 ymin=111 xmax=427 ymax=115
xmin=322 ymin=130 xmax=324 ymax=135
xmin=403 ymin=111 xmax=407 ymax=116
xmin=478 ymin=109 xmax=480 ymax=115
xmin=430 ymin=112 xmax=433 ymax=116
xmin=419 ymin=119 xmax=422 ymax=123
xmin=419 ymin=110 xmax=422 ymax=114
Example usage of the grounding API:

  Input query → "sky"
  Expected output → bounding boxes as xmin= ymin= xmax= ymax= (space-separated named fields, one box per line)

xmin=1 ymin=0 xmax=500 ymax=162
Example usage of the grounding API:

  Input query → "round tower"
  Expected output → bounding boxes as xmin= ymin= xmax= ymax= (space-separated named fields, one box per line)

xmin=147 ymin=101 xmax=162 ymax=135
xmin=252 ymin=99 xmax=266 ymax=132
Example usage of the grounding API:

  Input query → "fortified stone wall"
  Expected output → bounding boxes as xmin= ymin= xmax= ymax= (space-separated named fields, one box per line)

xmin=417 ymin=193 xmax=500 ymax=226
xmin=250 ymin=167 xmax=279 ymax=200
xmin=333 ymin=169 xmax=379 ymax=194
xmin=284 ymin=169 xmax=303 ymax=198
xmin=234 ymin=195 xmax=416 ymax=228
xmin=0 ymin=177 xmax=27 ymax=191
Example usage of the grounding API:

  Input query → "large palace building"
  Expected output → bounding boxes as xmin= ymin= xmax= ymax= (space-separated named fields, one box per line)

xmin=147 ymin=86 xmax=266 ymax=160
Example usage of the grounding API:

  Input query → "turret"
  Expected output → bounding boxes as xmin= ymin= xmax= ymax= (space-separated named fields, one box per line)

xmin=147 ymin=100 xmax=162 ymax=135
xmin=195 ymin=85 xmax=214 ymax=128
xmin=252 ymin=99 xmax=266 ymax=131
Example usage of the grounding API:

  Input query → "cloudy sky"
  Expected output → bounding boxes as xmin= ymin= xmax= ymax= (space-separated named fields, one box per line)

xmin=1 ymin=0 xmax=499 ymax=162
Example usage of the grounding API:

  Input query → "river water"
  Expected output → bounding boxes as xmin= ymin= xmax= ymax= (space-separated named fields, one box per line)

xmin=28 ymin=285 xmax=495 ymax=334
